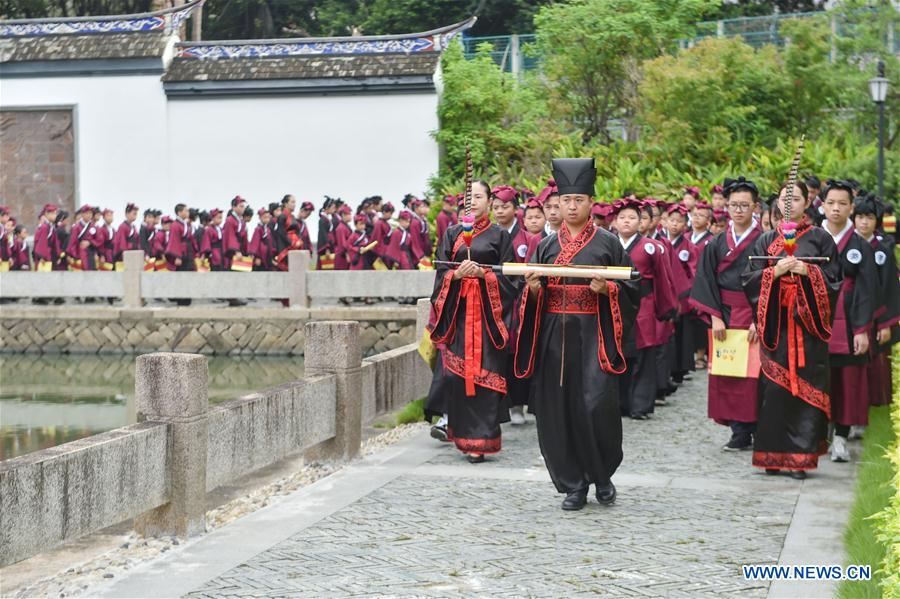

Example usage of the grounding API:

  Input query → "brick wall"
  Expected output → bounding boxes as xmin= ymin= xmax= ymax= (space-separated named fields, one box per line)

xmin=0 ymin=109 xmax=76 ymax=226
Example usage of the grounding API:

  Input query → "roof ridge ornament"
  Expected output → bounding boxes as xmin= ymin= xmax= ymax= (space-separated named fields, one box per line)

xmin=174 ymin=16 xmax=476 ymax=60
xmin=0 ymin=0 xmax=204 ymax=38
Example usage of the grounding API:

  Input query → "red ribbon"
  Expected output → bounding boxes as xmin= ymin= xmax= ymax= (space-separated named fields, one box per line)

xmin=462 ymin=278 xmax=483 ymax=397
xmin=781 ymin=279 xmax=805 ymax=396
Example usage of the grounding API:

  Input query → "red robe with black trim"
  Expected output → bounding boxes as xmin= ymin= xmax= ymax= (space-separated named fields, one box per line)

xmin=436 ymin=209 xmax=457 ymax=245
xmin=333 ymin=220 xmax=353 ymax=270
xmin=514 ymin=225 xmax=640 ymax=494
xmin=32 ymin=219 xmax=60 ymax=265
xmin=425 ymin=219 xmax=517 ymax=455
xmin=222 ymin=211 xmax=244 ymax=269
xmin=742 ymin=222 xmax=842 ymax=471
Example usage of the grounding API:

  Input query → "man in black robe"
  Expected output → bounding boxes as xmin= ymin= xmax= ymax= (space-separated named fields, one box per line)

xmin=516 ymin=158 xmax=641 ymax=510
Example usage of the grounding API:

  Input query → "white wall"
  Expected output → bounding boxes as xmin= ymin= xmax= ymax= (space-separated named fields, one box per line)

xmin=167 ymin=93 xmax=439 ymax=237
xmin=2 ymin=75 xmax=439 ymax=239
xmin=0 ymin=74 xmax=170 ymax=215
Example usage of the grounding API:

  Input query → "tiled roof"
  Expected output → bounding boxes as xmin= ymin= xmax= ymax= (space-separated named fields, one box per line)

xmin=0 ymin=31 xmax=169 ymax=62
xmin=163 ymin=52 xmax=440 ymax=82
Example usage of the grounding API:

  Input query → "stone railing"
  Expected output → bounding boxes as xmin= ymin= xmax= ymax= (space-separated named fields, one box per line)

xmin=0 ymin=311 xmax=433 ymax=567
xmin=0 ymin=305 xmax=417 ymax=356
xmin=0 ymin=250 xmax=436 ymax=307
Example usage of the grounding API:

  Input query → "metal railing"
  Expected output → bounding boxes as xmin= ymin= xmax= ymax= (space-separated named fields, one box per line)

xmin=463 ymin=10 xmax=898 ymax=73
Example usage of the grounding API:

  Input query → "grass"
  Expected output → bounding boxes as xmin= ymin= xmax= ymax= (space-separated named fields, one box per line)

xmin=395 ymin=398 xmax=425 ymax=426
xmin=836 ymin=402 xmax=897 ymax=599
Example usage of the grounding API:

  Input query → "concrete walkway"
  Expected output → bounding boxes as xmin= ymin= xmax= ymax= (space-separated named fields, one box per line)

xmin=98 ymin=373 xmax=857 ymax=598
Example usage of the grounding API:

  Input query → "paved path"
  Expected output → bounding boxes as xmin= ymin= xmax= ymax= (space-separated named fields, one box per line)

xmin=100 ymin=372 xmax=857 ymax=598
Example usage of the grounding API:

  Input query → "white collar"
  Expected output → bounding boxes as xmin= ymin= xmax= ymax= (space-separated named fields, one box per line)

xmin=619 ymin=233 xmax=636 ymax=249
xmin=690 ymin=229 xmax=707 ymax=243
xmin=505 ymin=222 xmax=517 ymax=234
xmin=823 ymin=219 xmax=853 ymax=246
xmin=730 ymin=219 xmax=756 ymax=246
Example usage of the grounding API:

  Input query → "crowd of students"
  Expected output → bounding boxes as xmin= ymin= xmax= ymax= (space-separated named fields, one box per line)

xmin=420 ymin=170 xmax=898 ymax=500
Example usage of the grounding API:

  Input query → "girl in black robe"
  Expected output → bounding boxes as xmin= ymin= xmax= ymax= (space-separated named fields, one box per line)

xmin=426 ymin=181 xmax=517 ymax=462
xmin=741 ymin=182 xmax=842 ymax=479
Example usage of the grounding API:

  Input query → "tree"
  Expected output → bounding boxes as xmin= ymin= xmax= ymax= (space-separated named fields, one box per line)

xmin=532 ymin=0 xmax=715 ymax=144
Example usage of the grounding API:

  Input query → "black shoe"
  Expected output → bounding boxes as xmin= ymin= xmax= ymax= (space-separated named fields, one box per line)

xmin=430 ymin=425 xmax=450 ymax=442
xmin=630 ymin=413 xmax=648 ymax=420
xmin=765 ymin=468 xmax=780 ymax=475
xmin=664 ymin=385 xmax=678 ymax=396
xmin=595 ymin=482 xmax=616 ymax=505
xmin=788 ymin=470 xmax=807 ymax=480
xmin=466 ymin=453 xmax=485 ymax=464
xmin=672 ymin=373 xmax=684 ymax=384
xmin=228 ymin=299 xmax=248 ymax=307
xmin=562 ymin=488 xmax=588 ymax=511
xmin=723 ymin=434 xmax=753 ymax=452
xmin=655 ymin=397 xmax=667 ymax=407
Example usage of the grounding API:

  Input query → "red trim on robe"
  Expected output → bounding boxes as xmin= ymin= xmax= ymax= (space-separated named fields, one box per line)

xmin=760 ymin=354 xmax=831 ymax=419
xmin=597 ymin=281 xmax=627 ymax=375
xmin=481 ymin=269 xmax=509 ymax=350
xmin=514 ymin=286 xmax=543 ymax=379
xmin=442 ymin=349 xmax=508 ymax=395
xmin=752 ymin=441 xmax=828 ymax=471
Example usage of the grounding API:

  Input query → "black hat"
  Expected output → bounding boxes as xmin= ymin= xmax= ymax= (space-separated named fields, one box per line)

xmin=804 ymin=175 xmax=821 ymax=189
xmin=269 ymin=202 xmax=280 ymax=213
xmin=551 ymin=158 xmax=596 ymax=196
xmin=723 ymin=176 xmax=759 ymax=200
xmin=822 ymin=179 xmax=855 ymax=199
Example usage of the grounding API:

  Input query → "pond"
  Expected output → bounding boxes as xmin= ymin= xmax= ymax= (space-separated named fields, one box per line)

xmin=0 ymin=354 xmax=304 ymax=460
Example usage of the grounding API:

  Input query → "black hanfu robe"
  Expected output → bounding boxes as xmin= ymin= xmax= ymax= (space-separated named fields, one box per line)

xmin=742 ymin=222 xmax=842 ymax=471
xmin=426 ymin=219 xmax=517 ymax=455
xmin=867 ymin=234 xmax=900 ymax=406
xmin=824 ymin=222 xmax=877 ymax=427
xmin=690 ymin=223 xmax=762 ymax=425
xmin=515 ymin=225 xmax=640 ymax=493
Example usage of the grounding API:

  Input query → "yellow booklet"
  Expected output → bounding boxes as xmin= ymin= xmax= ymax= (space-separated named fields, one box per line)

xmin=709 ymin=329 xmax=760 ymax=378
xmin=417 ymin=329 xmax=437 ymax=370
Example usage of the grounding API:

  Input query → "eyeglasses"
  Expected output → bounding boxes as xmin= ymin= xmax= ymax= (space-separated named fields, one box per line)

xmin=727 ymin=203 xmax=752 ymax=212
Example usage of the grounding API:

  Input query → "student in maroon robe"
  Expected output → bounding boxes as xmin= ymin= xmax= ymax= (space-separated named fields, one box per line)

xmin=250 ymin=207 xmax=274 ymax=271
xmin=95 ymin=209 xmax=116 ymax=270
xmin=516 ymin=159 xmax=640 ymax=510
xmin=9 ymin=225 xmax=30 ymax=270
xmin=223 ymin=196 xmax=247 ymax=270
xmin=408 ymin=198 xmax=433 ymax=268
xmin=317 ymin=198 xmax=337 ymax=270
xmin=491 ymin=185 xmax=532 ymax=263
xmin=166 ymin=204 xmax=197 ymax=272
xmin=332 ymin=204 xmax=353 ymax=270
xmin=436 ymin=194 xmax=458 ymax=243
xmin=591 ymin=202 xmax=611 ymax=230
xmin=113 ymin=203 xmax=140 ymax=266
xmin=689 ymin=177 xmax=763 ymax=451
xmin=346 ymin=214 xmax=374 ymax=271
xmin=428 ymin=180 xmax=517 ymax=463
xmin=139 ymin=209 xmax=158 ymax=268
xmin=53 ymin=211 xmax=70 ymax=271
xmin=67 ymin=206 xmax=98 ymax=271
xmin=205 ymin=210 xmax=225 ymax=270
xmin=639 ymin=200 xmax=681 ymax=404
xmin=371 ymin=202 xmax=394 ymax=261
xmin=539 ymin=181 xmax=562 ymax=237
xmin=819 ymin=180 xmax=877 ymax=463
xmin=686 ymin=201 xmax=714 ymax=368
xmin=613 ymin=199 xmax=678 ymax=420
xmin=155 ymin=216 xmax=173 ymax=270
xmin=666 ymin=204 xmax=695 ymax=382
xmin=710 ymin=184 xmax=727 ymax=212
xmin=742 ymin=180 xmax=842 ymax=479
xmin=854 ymin=194 xmax=900 ymax=410
xmin=383 ymin=210 xmax=415 ymax=271
xmin=297 ymin=201 xmax=314 ymax=252
xmin=33 ymin=204 xmax=60 ymax=269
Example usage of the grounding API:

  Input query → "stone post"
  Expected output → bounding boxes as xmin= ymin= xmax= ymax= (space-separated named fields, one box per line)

xmin=416 ymin=297 xmax=431 ymax=343
xmin=304 ymin=321 xmax=362 ymax=461
xmin=122 ymin=250 xmax=144 ymax=308
xmin=288 ymin=250 xmax=311 ymax=309
xmin=134 ymin=352 xmax=208 ymax=538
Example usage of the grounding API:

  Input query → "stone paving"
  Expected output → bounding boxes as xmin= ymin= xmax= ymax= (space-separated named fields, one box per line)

xmin=100 ymin=371 xmax=858 ymax=598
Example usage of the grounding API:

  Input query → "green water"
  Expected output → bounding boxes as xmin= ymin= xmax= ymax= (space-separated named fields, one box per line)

xmin=0 ymin=354 xmax=304 ymax=460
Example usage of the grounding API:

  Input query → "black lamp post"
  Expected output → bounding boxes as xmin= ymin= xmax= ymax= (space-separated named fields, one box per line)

xmin=868 ymin=60 xmax=888 ymax=199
